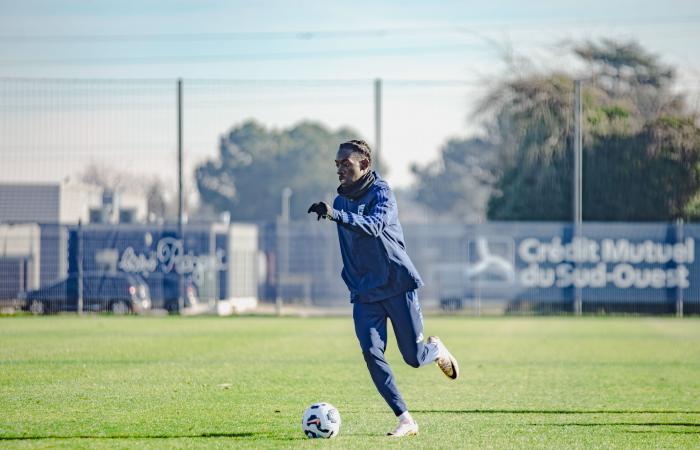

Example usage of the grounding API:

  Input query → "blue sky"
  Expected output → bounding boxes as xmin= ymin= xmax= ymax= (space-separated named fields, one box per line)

xmin=3 ymin=0 xmax=700 ymax=80
xmin=1 ymin=0 xmax=700 ymax=190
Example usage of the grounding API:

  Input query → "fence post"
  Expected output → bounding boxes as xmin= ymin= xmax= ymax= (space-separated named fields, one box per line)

xmin=676 ymin=219 xmax=684 ymax=318
xmin=77 ymin=219 xmax=83 ymax=315
xmin=276 ymin=187 xmax=292 ymax=315
xmin=374 ymin=78 xmax=382 ymax=166
xmin=573 ymin=79 xmax=583 ymax=316
xmin=177 ymin=78 xmax=185 ymax=313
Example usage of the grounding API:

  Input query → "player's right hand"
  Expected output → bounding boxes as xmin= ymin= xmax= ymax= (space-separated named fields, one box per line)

xmin=307 ymin=202 xmax=332 ymax=221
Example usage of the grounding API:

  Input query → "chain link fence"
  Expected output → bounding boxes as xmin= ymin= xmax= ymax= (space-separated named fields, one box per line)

xmin=1 ymin=77 xmax=698 ymax=315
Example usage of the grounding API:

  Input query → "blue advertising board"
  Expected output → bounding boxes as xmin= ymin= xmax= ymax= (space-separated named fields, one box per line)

xmin=451 ymin=222 xmax=697 ymax=312
xmin=67 ymin=224 xmax=228 ymax=309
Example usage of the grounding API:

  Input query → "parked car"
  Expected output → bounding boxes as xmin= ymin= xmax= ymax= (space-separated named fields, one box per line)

xmin=140 ymin=272 xmax=199 ymax=312
xmin=21 ymin=272 xmax=151 ymax=315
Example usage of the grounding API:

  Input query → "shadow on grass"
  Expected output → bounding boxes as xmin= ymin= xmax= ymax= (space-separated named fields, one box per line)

xmin=530 ymin=422 xmax=700 ymax=427
xmin=528 ymin=422 xmax=700 ymax=434
xmin=0 ymin=432 xmax=260 ymax=441
xmin=413 ymin=409 xmax=700 ymax=415
xmin=625 ymin=430 xmax=700 ymax=435
xmin=538 ymin=423 xmax=700 ymax=427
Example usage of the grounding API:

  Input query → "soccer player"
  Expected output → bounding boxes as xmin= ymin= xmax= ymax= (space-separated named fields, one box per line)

xmin=308 ymin=139 xmax=459 ymax=437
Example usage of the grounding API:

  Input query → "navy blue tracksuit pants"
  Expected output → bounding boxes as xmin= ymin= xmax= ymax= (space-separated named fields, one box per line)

xmin=353 ymin=289 xmax=438 ymax=416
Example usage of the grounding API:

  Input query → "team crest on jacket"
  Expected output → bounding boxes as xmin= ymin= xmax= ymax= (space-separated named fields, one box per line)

xmin=358 ymin=204 xmax=366 ymax=215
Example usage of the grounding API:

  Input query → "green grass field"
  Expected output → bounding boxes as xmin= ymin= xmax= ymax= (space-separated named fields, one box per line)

xmin=1 ymin=316 xmax=699 ymax=449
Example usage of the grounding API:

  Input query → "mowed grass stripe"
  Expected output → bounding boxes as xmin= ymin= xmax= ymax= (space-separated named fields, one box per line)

xmin=1 ymin=316 xmax=699 ymax=449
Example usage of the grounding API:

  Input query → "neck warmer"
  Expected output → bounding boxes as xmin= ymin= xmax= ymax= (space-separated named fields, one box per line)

xmin=337 ymin=170 xmax=376 ymax=200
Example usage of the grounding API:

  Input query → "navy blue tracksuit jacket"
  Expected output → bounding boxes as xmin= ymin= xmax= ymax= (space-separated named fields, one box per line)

xmin=330 ymin=172 xmax=423 ymax=303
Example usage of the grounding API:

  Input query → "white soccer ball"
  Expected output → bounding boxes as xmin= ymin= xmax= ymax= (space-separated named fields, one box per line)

xmin=301 ymin=402 xmax=341 ymax=439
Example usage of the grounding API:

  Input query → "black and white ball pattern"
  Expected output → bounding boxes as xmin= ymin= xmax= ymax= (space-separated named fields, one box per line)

xmin=302 ymin=402 xmax=341 ymax=438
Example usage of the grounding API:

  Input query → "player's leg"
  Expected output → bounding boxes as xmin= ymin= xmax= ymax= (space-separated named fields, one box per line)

xmin=352 ymin=300 xmax=408 ymax=417
xmin=387 ymin=290 xmax=460 ymax=379
xmin=375 ymin=291 xmax=423 ymax=437
xmin=385 ymin=290 xmax=438 ymax=367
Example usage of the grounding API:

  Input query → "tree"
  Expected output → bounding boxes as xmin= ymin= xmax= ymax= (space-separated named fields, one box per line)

xmin=195 ymin=120 xmax=369 ymax=221
xmin=575 ymin=39 xmax=686 ymax=126
xmin=483 ymin=39 xmax=700 ymax=222
xmin=78 ymin=163 xmax=173 ymax=222
xmin=412 ymin=72 xmax=578 ymax=221
xmin=143 ymin=178 xmax=170 ymax=221
xmin=479 ymin=74 xmax=576 ymax=220
xmin=410 ymin=137 xmax=498 ymax=222
xmin=412 ymin=39 xmax=700 ymax=222
xmin=575 ymin=41 xmax=700 ymax=222
xmin=575 ymin=39 xmax=674 ymax=89
xmin=582 ymin=116 xmax=700 ymax=221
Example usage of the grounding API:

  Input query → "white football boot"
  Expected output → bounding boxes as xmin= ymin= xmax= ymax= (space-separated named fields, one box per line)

xmin=428 ymin=336 xmax=460 ymax=380
xmin=387 ymin=419 xmax=419 ymax=437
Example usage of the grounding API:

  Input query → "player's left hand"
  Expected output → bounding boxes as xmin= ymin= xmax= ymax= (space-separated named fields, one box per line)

xmin=307 ymin=202 xmax=333 ymax=221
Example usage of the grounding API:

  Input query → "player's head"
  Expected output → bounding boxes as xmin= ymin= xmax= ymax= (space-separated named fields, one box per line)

xmin=335 ymin=140 xmax=372 ymax=187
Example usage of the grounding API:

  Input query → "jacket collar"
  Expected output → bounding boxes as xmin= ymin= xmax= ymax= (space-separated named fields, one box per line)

xmin=337 ymin=170 xmax=376 ymax=200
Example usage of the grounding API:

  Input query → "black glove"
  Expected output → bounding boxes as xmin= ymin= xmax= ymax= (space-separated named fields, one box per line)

xmin=307 ymin=202 xmax=333 ymax=221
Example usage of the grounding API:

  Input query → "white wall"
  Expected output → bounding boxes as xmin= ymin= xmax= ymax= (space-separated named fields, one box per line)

xmin=226 ymin=223 xmax=260 ymax=300
xmin=0 ymin=223 xmax=41 ymax=290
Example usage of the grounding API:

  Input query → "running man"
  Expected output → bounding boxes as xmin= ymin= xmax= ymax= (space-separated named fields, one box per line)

xmin=308 ymin=139 xmax=459 ymax=437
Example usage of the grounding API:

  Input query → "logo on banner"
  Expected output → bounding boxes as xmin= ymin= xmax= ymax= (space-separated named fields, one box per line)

xmin=517 ymin=237 xmax=693 ymax=289
xmin=117 ymin=237 xmax=226 ymax=286
xmin=466 ymin=237 xmax=516 ymax=285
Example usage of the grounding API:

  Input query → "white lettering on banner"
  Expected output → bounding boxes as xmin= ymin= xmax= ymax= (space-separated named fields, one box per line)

xmin=609 ymin=264 xmax=689 ymax=289
xmin=556 ymin=263 xmax=607 ymax=288
xmin=520 ymin=264 xmax=555 ymax=288
xmin=519 ymin=262 xmax=690 ymax=289
xmin=515 ymin=237 xmax=694 ymax=289
xmin=118 ymin=237 xmax=226 ymax=287
xmin=601 ymin=238 xmax=694 ymax=264
xmin=118 ymin=247 xmax=158 ymax=274
xmin=519 ymin=237 xmax=601 ymax=264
